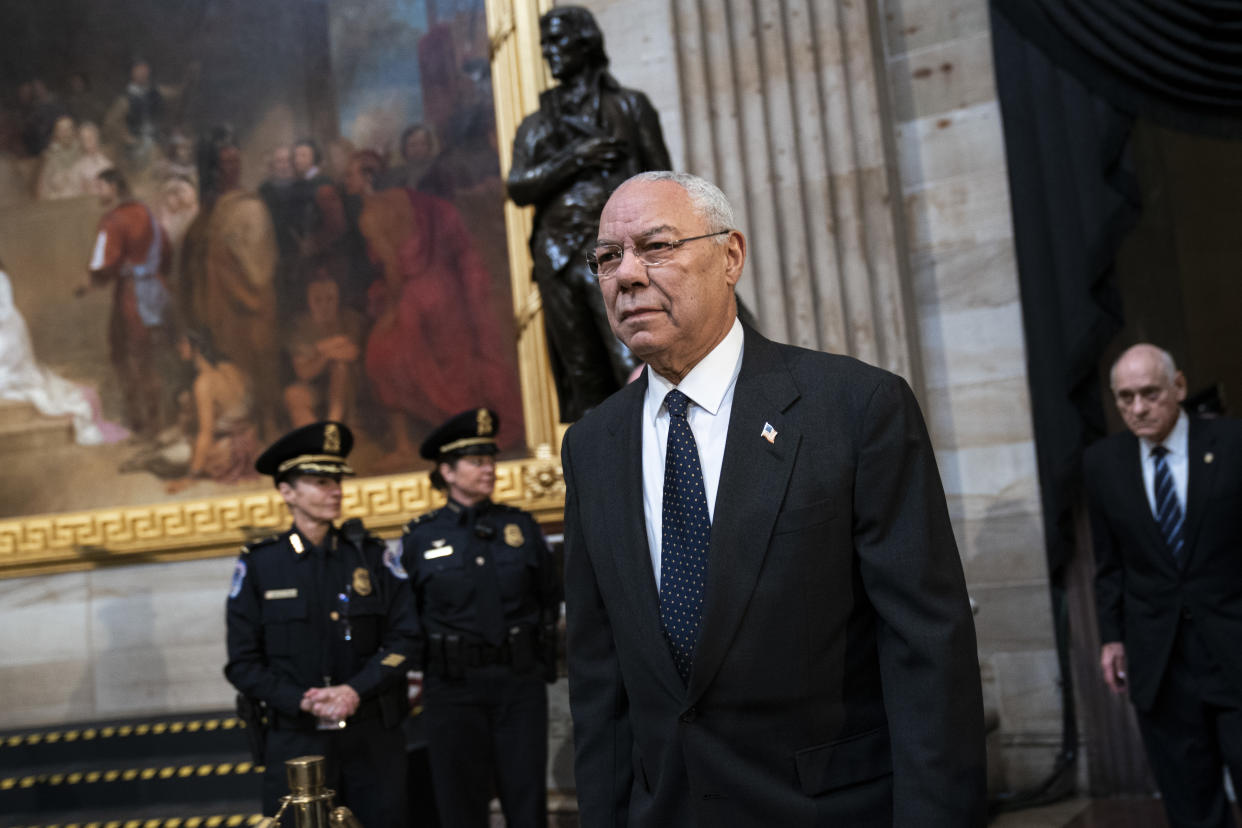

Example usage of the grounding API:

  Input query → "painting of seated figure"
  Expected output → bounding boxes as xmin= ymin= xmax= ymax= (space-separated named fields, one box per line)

xmin=0 ymin=0 xmax=548 ymax=546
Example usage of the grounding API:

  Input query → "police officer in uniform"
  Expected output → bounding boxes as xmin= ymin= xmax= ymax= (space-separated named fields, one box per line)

xmin=402 ymin=408 xmax=562 ymax=828
xmin=225 ymin=421 xmax=418 ymax=826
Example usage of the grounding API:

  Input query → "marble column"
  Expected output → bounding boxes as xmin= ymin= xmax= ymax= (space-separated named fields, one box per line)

xmin=582 ymin=0 xmax=918 ymax=382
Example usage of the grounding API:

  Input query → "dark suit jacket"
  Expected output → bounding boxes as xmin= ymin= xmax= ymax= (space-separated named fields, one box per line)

xmin=562 ymin=326 xmax=987 ymax=828
xmin=1086 ymin=416 xmax=1242 ymax=712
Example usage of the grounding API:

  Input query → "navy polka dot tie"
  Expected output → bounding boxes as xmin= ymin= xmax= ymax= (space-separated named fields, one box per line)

xmin=660 ymin=389 xmax=711 ymax=683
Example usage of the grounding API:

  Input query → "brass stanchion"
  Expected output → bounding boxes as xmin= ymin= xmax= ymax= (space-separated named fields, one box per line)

xmin=253 ymin=755 xmax=364 ymax=828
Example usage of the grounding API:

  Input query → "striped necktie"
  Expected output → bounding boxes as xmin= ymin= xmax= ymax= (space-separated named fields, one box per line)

xmin=1151 ymin=446 xmax=1184 ymax=562
xmin=659 ymin=389 xmax=711 ymax=683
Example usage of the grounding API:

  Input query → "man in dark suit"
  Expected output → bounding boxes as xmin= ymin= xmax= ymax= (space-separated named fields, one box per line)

xmin=1087 ymin=343 xmax=1242 ymax=828
xmin=562 ymin=171 xmax=986 ymax=827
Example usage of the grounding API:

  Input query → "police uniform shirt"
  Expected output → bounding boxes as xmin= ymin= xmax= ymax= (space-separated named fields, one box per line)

xmin=401 ymin=500 xmax=561 ymax=642
xmin=225 ymin=522 xmax=419 ymax=719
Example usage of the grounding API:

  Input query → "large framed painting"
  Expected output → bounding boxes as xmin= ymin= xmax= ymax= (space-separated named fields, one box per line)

xmin=0 ymin=0 xmax=560 ymax=577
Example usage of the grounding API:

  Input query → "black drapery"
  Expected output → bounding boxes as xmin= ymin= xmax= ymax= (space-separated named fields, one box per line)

xmin=991 ymin=0 xmax=1242 ymax=587
xmin=997 ymin=1 xmax=1242 ymax=139
xmin=989 ymin=0 xmax=1242 ymax=802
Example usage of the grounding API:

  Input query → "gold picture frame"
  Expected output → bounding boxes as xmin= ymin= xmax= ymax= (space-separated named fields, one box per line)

xmin=0 ymin=0 xmax=561 ymax=579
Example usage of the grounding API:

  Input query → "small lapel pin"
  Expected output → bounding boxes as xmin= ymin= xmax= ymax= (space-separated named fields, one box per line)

xmin=761 ymin=422 xmax=778 ymax=444
xmin=1205 ymin=452 xmax=1214 ymax=464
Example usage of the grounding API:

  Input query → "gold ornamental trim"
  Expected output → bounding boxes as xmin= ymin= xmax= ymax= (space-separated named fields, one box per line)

xmin=276 ymin=454 xmax=355 ymax=475
xmin=0 ymin=454 xmax=564 ymax=578
xmin=437 ymin=437 xmax=498 ymax=455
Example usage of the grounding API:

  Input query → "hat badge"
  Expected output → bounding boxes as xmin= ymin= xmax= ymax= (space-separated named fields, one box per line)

xmin=324 ymin=423 xmax=341 ymax=453
xmin=477 ymin=409 xmax=494 ymax=436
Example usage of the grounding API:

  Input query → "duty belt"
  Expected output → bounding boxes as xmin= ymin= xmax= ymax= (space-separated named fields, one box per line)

xmin=464 ymin=641 xmax=512 ymax=667
xmin=425 ymin=627 xmax=540 ymax=677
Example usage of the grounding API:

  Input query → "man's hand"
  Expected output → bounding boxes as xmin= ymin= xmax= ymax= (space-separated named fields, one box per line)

xmin=1100 ymin=642 xmax=1127 ymax=694
xmin=575 ymin=136 xmax=625 ymax=171
xmin=301 ymin=684 xmax=361 ymax=721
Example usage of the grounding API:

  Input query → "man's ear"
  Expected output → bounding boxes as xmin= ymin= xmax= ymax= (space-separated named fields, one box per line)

xmin=723 ymin=230 xmax=746 ymax=287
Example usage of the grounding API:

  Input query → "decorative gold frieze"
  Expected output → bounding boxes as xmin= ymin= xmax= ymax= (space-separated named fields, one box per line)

xmin=0 ymin=457 xmax=563 ymax=578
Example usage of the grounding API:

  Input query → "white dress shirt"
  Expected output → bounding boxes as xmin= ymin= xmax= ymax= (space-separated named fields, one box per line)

xmin=642 ymin=318 xmax=744 ymax=590
xmin=1139 ymin=410 xmax=1189 ymax=519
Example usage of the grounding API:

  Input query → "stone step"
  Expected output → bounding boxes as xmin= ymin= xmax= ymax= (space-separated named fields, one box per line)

xmin=0 ymin=713 xmax=248 ymax=771
xmin=0 ymin=756 xmax=261 ymax=821
xmin=3 ymin=800 xmax=263 ymax=828
xmin=0 ymin=711 xmax=259 ymax=821
xmin=0 ymin=410 xmax=75 ymax=454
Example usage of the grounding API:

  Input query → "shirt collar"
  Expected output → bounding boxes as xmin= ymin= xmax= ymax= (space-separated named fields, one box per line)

xmin=1141 ymin=410 xmax=1189 ymax=458
xmin=447 ymin=496 xmax=491 ymax=523
xmin=645 ymin=317 xmax=744 ymax=420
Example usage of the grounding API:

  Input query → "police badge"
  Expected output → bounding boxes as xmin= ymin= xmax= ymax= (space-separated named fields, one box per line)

xmin=504 ymin=523 xmax=524 ymax=547
xmin=352 ymin=567 xmax=373 ymax=596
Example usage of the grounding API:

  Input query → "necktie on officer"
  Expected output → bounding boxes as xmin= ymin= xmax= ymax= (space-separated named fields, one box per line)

xmin=1151 ymin=445 xmax=1185 ymax=563
xmin=659 ymin=389 xmax=711 ymax=683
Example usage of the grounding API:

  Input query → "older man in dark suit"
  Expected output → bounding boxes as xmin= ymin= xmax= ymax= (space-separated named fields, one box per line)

xmin=561 ymin=171 xmax=986 ymax=827
xmin=1088 ymin=343 xmax=1242 ymax=828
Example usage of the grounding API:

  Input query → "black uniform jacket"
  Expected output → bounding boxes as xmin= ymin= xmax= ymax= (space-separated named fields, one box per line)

xmin=224 ymin=522 xmax=420 ymax=723
xmin=400 ymin=499 xmax=561 ymax=652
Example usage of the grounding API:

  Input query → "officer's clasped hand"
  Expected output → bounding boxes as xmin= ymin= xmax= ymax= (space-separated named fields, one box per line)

xmin=301 ymin=684 xmax=361 ymax=722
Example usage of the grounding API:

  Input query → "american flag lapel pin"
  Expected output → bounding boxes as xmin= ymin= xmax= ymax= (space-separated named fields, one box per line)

xmin=761 ymin=422 xmax=778 ymax=444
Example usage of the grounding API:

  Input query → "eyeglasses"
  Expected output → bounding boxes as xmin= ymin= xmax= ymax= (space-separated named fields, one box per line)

xmin=1114 ymin=386 xmax=1168 ymax=408
xmin=586 ymin=230 xmax=731 ymax=277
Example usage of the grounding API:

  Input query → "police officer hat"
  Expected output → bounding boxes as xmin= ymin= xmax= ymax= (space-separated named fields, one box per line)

xmin=419 ymin=408 xmax=499 ymax=461
xmin=255 ymin=420 xmax=355 ymax=481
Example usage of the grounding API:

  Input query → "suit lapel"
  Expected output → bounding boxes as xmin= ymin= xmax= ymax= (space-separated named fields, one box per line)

xmin=688 ymin=330 xmax=801 ymax=703
xmin=1181 ymin=418 xmax=1217 ymax=567
xmin=603 ymin=371 xmax=686 ymax=696
xmin=1119 ymin=433 xmax=1171 ymax=563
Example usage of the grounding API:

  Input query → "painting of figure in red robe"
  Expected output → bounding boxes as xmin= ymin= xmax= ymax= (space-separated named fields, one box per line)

xmin=0 ymin=0 xmax=526 ymax=519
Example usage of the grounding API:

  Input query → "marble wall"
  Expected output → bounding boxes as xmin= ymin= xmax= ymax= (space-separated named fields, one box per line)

xmin=0 ymin=557 xmax=237 ymax=727
xmin=879 ymin=0 xmax=1061 ymax=788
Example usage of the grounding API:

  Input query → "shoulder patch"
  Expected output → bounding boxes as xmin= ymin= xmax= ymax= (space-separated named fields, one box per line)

xmin=228 ymin=559 xmax=247 ymax=599
xmin=382 ymin=541 xmax=408 ymax=580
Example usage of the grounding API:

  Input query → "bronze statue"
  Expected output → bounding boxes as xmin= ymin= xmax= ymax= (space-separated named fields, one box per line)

xmin=508 ymin=6 xmax=672 ymax=422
